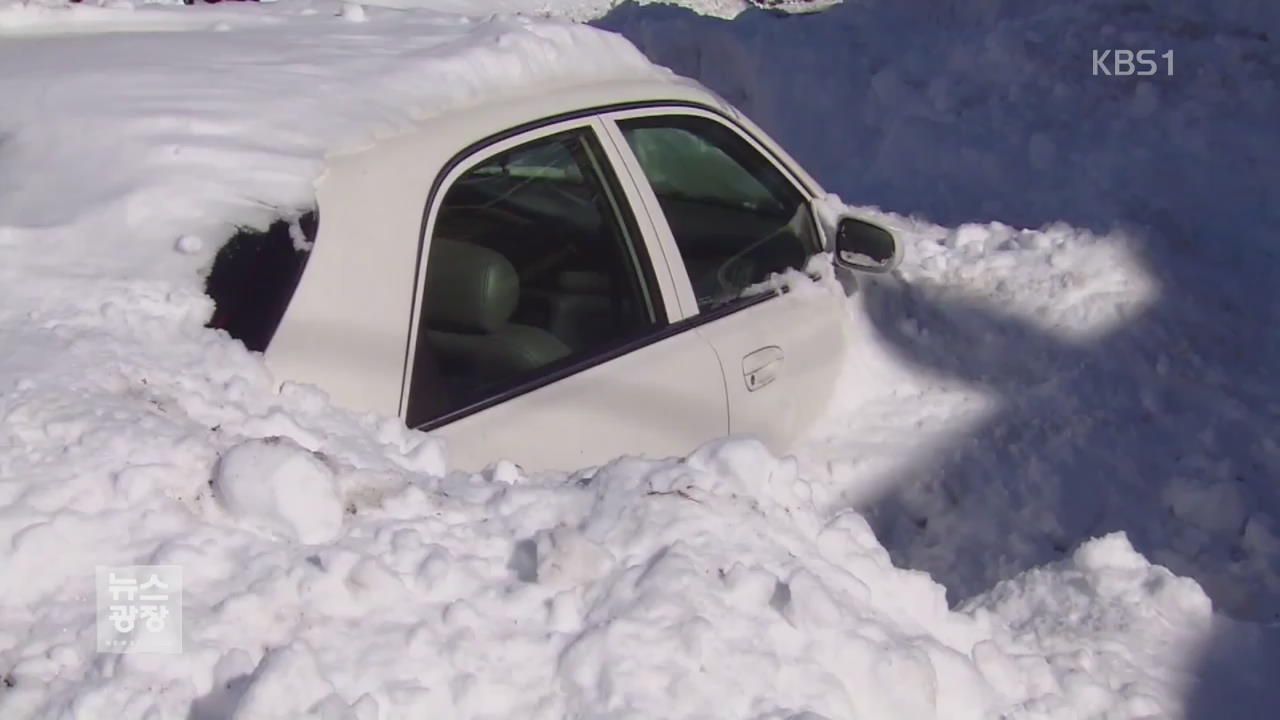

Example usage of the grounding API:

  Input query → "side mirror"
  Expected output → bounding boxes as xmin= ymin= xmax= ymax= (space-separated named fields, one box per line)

xmin=833 ymin=217 xmax=901 ymax=274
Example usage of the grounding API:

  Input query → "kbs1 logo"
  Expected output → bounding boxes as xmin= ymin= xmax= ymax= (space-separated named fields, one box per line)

xmin=1092 ymin=49 xmax=1174 ymax=76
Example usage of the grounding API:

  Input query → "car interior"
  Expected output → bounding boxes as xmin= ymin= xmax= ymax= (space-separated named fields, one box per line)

xmin=205 ymin=211 xmax=317 ymax=353
xmin=409 ymin=131 xmax=661 ymax=424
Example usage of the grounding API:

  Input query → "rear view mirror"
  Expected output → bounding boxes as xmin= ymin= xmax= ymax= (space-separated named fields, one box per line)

xmin=833 ymin=217 xmax=901 ymax=273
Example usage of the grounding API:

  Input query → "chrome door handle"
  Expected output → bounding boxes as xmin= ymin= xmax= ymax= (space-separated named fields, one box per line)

xmin=742 ymin=346 xmax=784 ymax=392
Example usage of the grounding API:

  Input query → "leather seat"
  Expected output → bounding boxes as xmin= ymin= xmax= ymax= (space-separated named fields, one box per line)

xmin=423 ymin=238 xmax=571 ymax=383
xmin=527 ymin=270 xmax=615 ymax=351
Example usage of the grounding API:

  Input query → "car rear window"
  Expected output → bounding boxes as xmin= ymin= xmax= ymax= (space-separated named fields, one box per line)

xmin=205 ymin=210 xmax=317 ymax=352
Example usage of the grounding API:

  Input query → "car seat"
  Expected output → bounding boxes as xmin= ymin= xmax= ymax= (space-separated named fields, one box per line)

xmin=422 ymin=238 xmax=571 ymax=385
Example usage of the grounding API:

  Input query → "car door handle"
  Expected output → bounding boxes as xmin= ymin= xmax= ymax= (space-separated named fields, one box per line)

xmin=742 ymin=346 xmax=784 ymax=392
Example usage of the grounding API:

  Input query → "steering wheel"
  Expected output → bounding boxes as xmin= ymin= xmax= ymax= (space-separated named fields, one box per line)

xmin=712 ymin=204 xmax=812 ymax=299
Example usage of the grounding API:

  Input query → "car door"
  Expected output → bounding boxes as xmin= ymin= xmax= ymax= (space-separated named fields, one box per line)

xmin=399 ymin=117 xmax=728 ymax=472
xmin=599 ymin=108 xmax=848 ymax=454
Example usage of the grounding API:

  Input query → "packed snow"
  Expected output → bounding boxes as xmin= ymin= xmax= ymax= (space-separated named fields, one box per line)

xmin=1 ymin=0 xmax=1278 ymax=718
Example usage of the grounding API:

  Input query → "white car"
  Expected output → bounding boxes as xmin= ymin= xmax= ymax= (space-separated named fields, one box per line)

xmin=204 ymin=74 xmax=900 ymax=472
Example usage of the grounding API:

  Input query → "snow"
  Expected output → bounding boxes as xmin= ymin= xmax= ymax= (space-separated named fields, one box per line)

xmin=212 ymin=437 xmax=345 ymax=544
xmin=0 ymin=0 xmax=819 ymax=30
xmin=2 ymin=0 xmax=1279 ymax=718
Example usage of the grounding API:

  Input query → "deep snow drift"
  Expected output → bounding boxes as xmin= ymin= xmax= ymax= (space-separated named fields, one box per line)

xmin=1 ymin=1 xmax=1278 ymax=718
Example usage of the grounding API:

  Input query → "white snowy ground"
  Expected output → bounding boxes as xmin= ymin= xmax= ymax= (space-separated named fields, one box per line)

xmin=1 ymin=1 xmax=1277 ymax=718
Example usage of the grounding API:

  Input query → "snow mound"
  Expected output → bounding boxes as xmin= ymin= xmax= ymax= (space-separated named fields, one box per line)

xmin=212 ymin=437 xmax=344 ymax=544
xmin=969 ymin=533 xmax=1215 ymax=719
xmin=0 ymin=348 xmax=1225 ymax=720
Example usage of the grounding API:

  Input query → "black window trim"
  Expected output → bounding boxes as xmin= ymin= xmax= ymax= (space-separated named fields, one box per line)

xmin=404 ymin=100 xmax=819 ymax=432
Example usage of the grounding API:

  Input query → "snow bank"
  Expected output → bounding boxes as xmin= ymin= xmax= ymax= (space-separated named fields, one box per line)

xmin=212 ymin=437 xmax=345 ymax=544
xmin=968 ymin=534 xmax=1214 ymax=719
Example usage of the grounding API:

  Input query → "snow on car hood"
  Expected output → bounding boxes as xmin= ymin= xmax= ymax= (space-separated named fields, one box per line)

xmin=0 ymin=2 xmax=1255 ymax=719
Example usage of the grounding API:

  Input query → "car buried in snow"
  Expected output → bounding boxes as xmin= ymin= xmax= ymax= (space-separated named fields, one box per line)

xmin=205 ymin=75 xmax=901 ymax=472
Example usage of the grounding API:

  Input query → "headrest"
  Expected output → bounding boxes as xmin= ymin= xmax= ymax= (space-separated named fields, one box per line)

xmin=422 ymin=238 xmax=519 ymax=334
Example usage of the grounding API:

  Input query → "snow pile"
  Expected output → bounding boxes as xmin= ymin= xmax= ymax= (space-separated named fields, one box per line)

xmin=212 ymin=438 xmax=345 ymax=544
xmin=969 ymin=534 xmax=1214 ymax=719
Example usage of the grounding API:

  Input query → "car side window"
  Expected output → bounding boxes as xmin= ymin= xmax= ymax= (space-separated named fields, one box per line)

xmin=617 ymin=115 xmax=819 ymax=312
xmin=206 ymin=210 xmax=317 ymax=352
xmin=407 ymin=127 xmax=664 ymax=427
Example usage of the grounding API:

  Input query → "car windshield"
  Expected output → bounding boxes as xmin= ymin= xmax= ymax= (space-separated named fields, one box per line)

xmin=622 ymin=125 xmax=782 ymax=212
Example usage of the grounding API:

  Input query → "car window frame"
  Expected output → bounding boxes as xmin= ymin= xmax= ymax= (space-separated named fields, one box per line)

xmin=401 ymin=115 xmax=688 ymax=429
xmin=597 ymin=106 xmax=825 ymax=321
